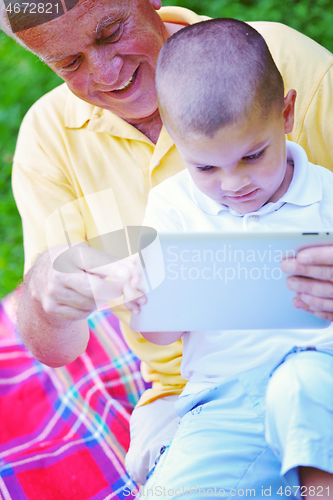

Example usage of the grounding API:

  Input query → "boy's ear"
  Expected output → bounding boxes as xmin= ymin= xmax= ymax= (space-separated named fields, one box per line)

xmin=283 ymin=89 xmax=297 ymax=135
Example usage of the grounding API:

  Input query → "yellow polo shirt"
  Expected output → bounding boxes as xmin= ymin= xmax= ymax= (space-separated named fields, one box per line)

xmin=12 ymin=7 xmax=333 ymax=406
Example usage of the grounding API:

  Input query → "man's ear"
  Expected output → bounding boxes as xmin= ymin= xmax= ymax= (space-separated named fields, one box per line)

xmin=150 ymin=0 xmax=162 ymax=10
xmin=283 ymin=89 xmax=297 ymax=135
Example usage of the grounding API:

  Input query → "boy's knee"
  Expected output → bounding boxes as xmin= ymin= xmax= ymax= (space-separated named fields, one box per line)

xmin=265 ymin=350 xmax=333 ymax=460
xmin=266 ymin=351 xmax=333 ymax=416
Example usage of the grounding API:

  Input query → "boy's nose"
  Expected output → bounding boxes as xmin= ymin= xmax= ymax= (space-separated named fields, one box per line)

xmin=220 ymin=173 xmax=251 ymax=193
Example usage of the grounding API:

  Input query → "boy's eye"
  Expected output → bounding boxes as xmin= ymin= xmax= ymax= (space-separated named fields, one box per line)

xmin=197 ymin=166 xmax=215 ymax=172
xmin=243 ymin=149 xmax=265 ymax=161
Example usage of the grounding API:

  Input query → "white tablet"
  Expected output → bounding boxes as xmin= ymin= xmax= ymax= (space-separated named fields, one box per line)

xmin=130 ymin=231 xmax=333 ymax=331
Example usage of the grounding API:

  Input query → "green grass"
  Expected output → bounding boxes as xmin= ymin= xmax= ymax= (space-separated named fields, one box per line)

xmin=0 ymin=0 xmax=332 ymax=298
xmin=0 ymin=35 xmax=62 ymax=298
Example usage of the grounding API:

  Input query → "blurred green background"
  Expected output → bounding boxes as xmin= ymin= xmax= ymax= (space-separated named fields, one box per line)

xmin=0 ymin=0 xmax=333 ymax=298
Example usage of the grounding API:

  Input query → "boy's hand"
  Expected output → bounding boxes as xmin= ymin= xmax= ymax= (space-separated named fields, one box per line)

xmin=122 ymin=255 xmax=148 ymax=315
xmin=281 ymin=245 xmax=333 ymax=321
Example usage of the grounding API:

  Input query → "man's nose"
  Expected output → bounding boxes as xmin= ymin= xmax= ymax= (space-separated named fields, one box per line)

xmin=90 ymin=51 xmax=123 ymax=87
xmin=220 ymin=171 xmax=250 ymax=192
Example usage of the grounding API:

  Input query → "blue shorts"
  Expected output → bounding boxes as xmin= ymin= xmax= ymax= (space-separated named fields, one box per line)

xmin=140 ymin=348 xmax=333 ymax=499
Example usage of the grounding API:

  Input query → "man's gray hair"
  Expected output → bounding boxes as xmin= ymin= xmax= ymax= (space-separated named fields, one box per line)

xmin=0 ymin=0 xmax=30 ymax=50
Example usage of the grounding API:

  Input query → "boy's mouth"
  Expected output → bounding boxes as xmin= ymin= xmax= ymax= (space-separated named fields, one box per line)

xmin=227 ymin=189 xmax=259 ymax=201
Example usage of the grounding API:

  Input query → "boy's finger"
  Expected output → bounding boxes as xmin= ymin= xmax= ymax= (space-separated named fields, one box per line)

xmin=130 ymin=273 xmax=143 ymax=288
xmin=124 ymin=298 xmax=142 ymax=314
xmin=123 ymin=281 xmax=145 ymax=302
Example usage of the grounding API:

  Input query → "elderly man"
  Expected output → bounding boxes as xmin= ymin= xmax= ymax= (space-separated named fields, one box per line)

xmin=1 ymin=0 xmax=333 ymax=487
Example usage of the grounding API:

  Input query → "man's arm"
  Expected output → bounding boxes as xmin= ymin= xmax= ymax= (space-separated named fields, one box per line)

xmin=140 ymin=331 xmax=185 ymax=346
xmin=18 ymin=274 xmax=90 ymax=368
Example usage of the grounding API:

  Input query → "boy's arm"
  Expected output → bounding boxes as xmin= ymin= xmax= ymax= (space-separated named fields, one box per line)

xmin=125 ymin=183 xmax=186 ymax=344
xmin=140 ymin=331 xmax=185 ymax=346
xmin=122 ymin=255 xmax=185 ymax=346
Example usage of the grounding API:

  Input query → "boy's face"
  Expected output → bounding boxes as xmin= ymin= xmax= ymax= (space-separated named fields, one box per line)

xmin=170 ymin=91 xmax=296 ymax=215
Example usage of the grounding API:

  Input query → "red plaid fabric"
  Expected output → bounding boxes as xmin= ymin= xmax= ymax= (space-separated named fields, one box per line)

xmin=0 ymin=293 xmax=150 ymax=500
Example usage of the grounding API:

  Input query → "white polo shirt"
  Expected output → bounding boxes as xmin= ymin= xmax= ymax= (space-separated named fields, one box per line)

xmin=143 ymin=142 xmax=333 ymax=396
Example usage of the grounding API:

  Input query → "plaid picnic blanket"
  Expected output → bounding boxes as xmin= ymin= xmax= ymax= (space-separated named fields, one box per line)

xmin=0 ymin=293 xmax=150 ymax=500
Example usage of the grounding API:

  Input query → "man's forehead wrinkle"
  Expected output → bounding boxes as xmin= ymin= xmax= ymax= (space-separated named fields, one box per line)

xmin=30 ymin=10 xmax=106 ymax=63
xmin=94 ymin=1 xmax=131 ymax=34
xmin=95 ymin=15 xmax=118 ymax=34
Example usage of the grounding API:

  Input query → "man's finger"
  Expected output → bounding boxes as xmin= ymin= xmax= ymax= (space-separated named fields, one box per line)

xmin=281 ymin=245 xmax=333 ymax=276
xmin=53 ymin=243 xmax=121 ymax=274
xmin=281 ymin=259 xmax=333 ymax=282
xmin=43 ymin=302 xmax=94 ymax=321
xmin=313 ymin=311 xmax=333 ymax=321
xmin=286 ymin=276 xmax=333 ymax=298
xmin=88 ymin=260 xmax=132 ymax=280
xmin=86 ymin=274 xmax=124 ymax=302
xmin=298 ymin=293 xmax=333 ymax=312
xmin=293 ymin=297 xmax=333 ymax=321
xmin=296 ymin=245 xmax=333 ymax=266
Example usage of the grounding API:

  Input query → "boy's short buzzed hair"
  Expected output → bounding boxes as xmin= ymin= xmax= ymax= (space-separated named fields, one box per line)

xmin=156 ymin=18 xmax=285 ymax=139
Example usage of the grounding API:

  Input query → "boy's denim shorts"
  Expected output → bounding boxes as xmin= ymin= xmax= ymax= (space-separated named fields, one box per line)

xmin=140 ymin=348 xmax=333 ymax=500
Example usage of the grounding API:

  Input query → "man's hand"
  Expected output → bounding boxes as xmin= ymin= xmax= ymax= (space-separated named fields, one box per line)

xmin=29 ymin=244 xmax=129 ymax=321
xmin=17 ymin=244 xmax=133 ymax=367
xmin=281 ymin=245 xmax=333 ymax=321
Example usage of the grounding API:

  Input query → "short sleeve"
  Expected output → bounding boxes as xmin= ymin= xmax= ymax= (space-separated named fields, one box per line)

xmin=12 ymin=88 xmax=86 ymax=274
xmin=143 ymin=187 xmax=183 ymax=233
xmin=250 ymin=21 xmax=333 ymax=172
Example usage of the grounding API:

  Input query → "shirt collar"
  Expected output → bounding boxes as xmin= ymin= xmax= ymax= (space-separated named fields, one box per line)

xmin=278 ymin=141 xmax=322 ymax=206
xmin=64 ymin=90 xmax=153 ymax=143
xmin=64 ymin=87 xmax=95 ymax=129
xmin=190 ymin=141 xmax=322 ymax=217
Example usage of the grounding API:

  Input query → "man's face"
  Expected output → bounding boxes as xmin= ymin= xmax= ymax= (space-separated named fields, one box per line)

xmin=17 ymin=0 xmax=168 ymax=122
xmin=169 ymin=92 xmax=296 ymax=215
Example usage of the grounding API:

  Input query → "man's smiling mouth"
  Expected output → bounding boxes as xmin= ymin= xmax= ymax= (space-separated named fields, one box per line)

xmin=113 ymin=67 xmax=139 ymax=92
xmin=115 ymin=73 xmax=135 ymax=91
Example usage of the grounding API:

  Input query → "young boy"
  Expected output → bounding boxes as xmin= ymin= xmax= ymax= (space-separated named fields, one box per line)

xmin=124 ymin=19 xmax=333 ymax=498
